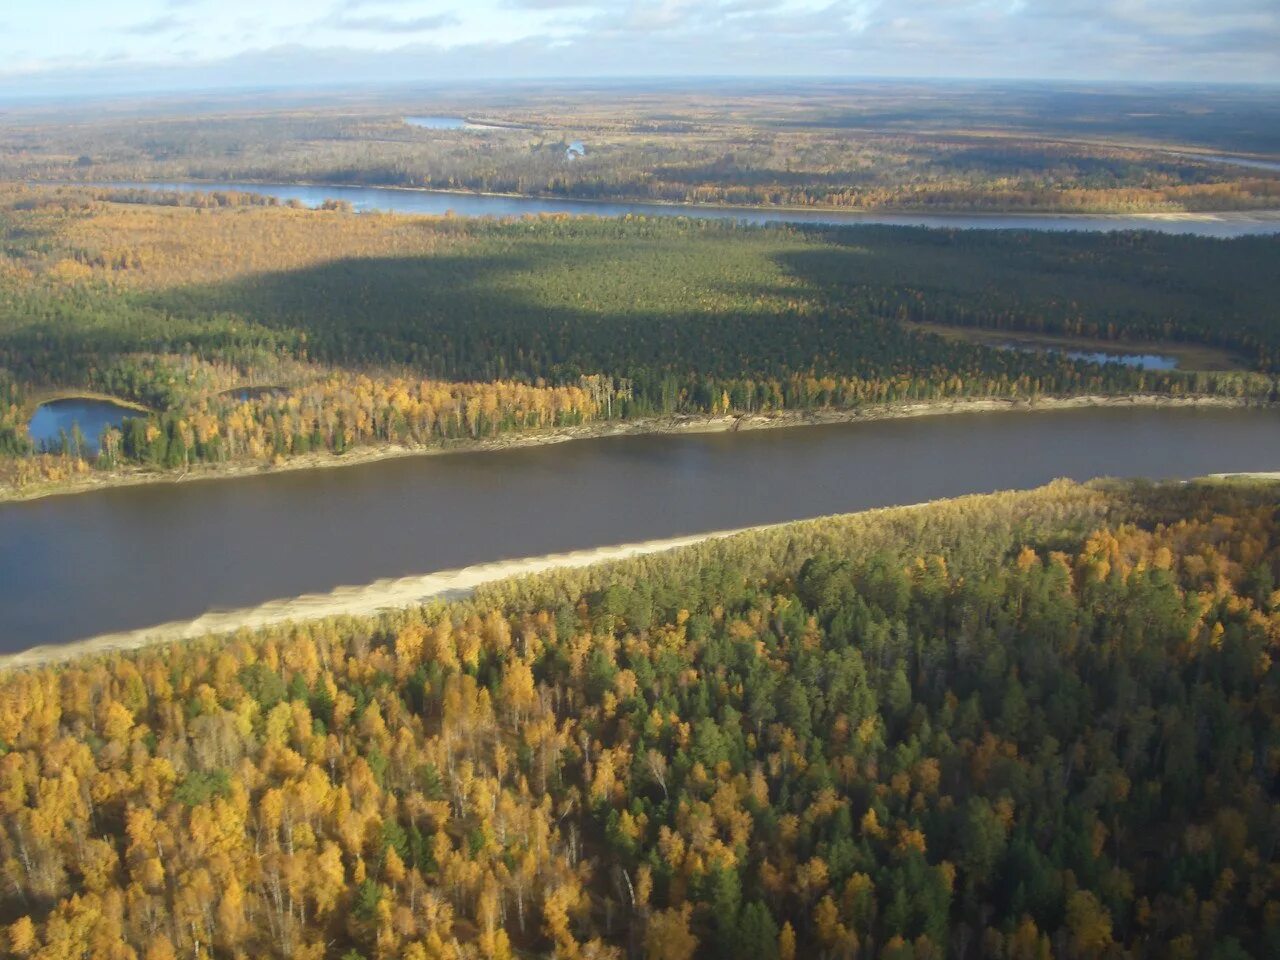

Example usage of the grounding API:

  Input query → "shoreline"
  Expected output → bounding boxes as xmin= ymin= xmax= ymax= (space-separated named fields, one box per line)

xmin=2 ymin=393 xmax=1272 ymax=506
xmin=44 ymin=178 xmax=1280 ymax=221
xmin=6 ymin=470 xmax=1276 ymax=670
xmin=0 ymin=522 xmax=783 ymax=669
xmin=905 ymin=322 xmax=1249 ymax=373
xmin=23 ymin=388 xmax=154 ymax=417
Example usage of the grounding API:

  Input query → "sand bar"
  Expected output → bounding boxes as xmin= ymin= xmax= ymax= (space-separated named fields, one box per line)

xmin=0 ymin=522 xmax=781 ymax=670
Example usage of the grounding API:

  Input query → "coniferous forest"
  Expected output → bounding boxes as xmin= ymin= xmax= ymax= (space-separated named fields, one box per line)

xmin=1 ymin=72 xmax=1279 ymax=960
xmin=6 ymin=83 xmax=1279 ymax=214
xmin=3 ymin=24 xmax=1280 ymax=960
xmin=1 ymin=185 xmax=1277 ymax=495
xmin=0 ymin=479 xmax=1278 ymax=959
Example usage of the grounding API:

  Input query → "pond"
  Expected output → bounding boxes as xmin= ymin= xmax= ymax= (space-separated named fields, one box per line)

xmin=996 ymin=343 xmax=1180 ymax=370
xmin=91 ymin=180 xmax=1280 ymax=237
xmin=404 ymin=116 xmax=511 ymax=131
xmin=3 ymin=405 xmax=1278 ymax=648
xmin=1061 ymin=351 xmax=1178 ymax=370
xmin=27 ymin=398 xmax=143 ymax=455
xmin=218 ymin=386 xmax=287 ymax=402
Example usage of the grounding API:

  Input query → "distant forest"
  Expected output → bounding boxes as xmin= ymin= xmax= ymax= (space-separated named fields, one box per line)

xmin=5 ymin=82 xmax=1280 ymax=214
xmin=1 ymin=478 xmax=1278 ymax=958
xmin=1 ymin=186 xmax=1277 ymax=491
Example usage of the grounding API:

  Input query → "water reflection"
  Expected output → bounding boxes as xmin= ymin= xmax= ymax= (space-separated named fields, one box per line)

xmin=404 ymin=116 xmax=511 ymax=132
xmin=3 ymin=406 xmax=1278 ymax=648
xmin=93 ymin=181 xmax=1280 ymax=237
xmin=996 ymin=343 xmax=1179 ymax=370
xmin=27 ymin=399 xmax=142 ymax=455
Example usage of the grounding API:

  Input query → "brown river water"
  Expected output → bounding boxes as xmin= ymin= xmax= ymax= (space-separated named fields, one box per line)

xmin=2 ymin=406 xmax=1278 ymax=650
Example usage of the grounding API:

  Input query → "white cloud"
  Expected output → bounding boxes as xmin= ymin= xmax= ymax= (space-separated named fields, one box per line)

xmin=120 ymin=15 xmax=190 ymax=36
xmin=0 ymin=0 xmax=1276 ymax=95
xmin=323 ymin=11 xmax=461 ymax=32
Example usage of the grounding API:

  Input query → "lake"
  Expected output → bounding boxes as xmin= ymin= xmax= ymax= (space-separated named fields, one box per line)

xmin=94 ymin=181 xmax=1280 ymax=237
xmin=996 ymin=343 xmax=1179 ymax=370
xmin=2 ymin=405 xmax=1278 ymax=649
xmin=1060 ymin=351 xmax=1177 ymax=370
xmin=27 ymin=398 xmax=142 ymax=455
xmin=218 ymin=386 xmax=287 ymax=402
xmin=404 ymin=116 xmax=511 ymax=131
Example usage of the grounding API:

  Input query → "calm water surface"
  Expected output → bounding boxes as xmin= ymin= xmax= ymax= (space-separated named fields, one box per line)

xmin=2 ymin=406 xmax=1278 ymax=649
xmin=1172 ymin=152 xmax=1280 ymax=174
xmin=405 ymin=116 xmax=469 ymax=130
xmin=996 ymin=344 xmax=1179 ymax=370
xmin=404 ymin=116 xmax=510 ymax=131
xmin=1063 ymin=351 xmax=1178 ymax=370
xmin=95 ymin=180 xmax=1280 ymax=237
xmin=27 ymin=399 xmax=141 ymax=455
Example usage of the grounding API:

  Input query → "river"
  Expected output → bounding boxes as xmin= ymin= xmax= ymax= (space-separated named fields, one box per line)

xmin=1170 ymin=152 xmax=1280 ymax=174
xmin=3 ymin=405 xmax=1278 ymax=650
xmin=95 ymin=180 xmax=1280 ymax=237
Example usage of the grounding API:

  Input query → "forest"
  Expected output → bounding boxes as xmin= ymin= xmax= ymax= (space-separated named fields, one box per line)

xmin=1 ymin=185 xmax=1277 ymax=492
xmin=4 ymin=82 xmax=1280 ymax=215
xmin=0 ymin=477 xmax=1277 ymax=958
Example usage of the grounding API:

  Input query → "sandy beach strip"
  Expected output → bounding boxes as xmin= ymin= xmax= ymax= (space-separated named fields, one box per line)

xmin=3 ymin=392 xmax=1270 ymax=506
xmin=0 ymin=522 xmax=783 ymax=670
xmin=4 ymin=470 xmax=1275 ymax=670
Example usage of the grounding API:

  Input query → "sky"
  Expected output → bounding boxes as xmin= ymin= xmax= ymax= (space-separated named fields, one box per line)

xmin=1 ymin=0 xmax=1277 ymax=98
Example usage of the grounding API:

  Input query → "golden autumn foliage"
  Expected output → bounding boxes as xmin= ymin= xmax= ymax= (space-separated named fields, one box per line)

xmin=5 ymin=87 xmax=1278 ymax=215
xmin=2 ymin=184 xmax=1279 ymax=498
xmin=0 ymin=480 xmax=1276 ymax=957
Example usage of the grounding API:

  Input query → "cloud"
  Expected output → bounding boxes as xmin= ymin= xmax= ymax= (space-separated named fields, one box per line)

xmin=324 ymin=11 xmax=461 ymax=33
xmin=3 ymin=0 xmax=1278 ymax=94
xmin=503 ymin=0 xmax=602 ymax=9
xmin=318 ymin=0 xmax=463 ymax=33
xmin=121 ymin=15 xmax=189 ymax=36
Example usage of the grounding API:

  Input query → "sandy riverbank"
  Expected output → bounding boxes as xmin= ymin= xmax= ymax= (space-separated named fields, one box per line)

xmin=2 ymin=393 xmax=1272 ymax=505
xmin=4 ymin=471 xmax=1276 ymax=670
xmin=0 ymin=522 xmax=782 ymax=669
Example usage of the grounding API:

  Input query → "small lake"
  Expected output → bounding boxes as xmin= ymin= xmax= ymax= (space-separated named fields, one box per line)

xmin=997 ymin=343 xmax=1179 ymax=370
xmin=404 ymin=116 xmax=511 ymax=131
xmin=2 ymin=405 xmax=1278 ymax=648
xmin=218 ymin=386 xmax=286 ymax=402
xmin=27 ymin=399 xmax=142 ymax=455
xmin=1062 ymin=351 xmax=1177 ymax=370
xmin=92 ymin=181 xmax=1280 ymax=237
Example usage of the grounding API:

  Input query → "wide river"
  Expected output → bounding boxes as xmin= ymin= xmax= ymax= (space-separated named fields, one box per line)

xmin=3 ymin=406 xmax=1279 ymax=650
xmin=98 ymin=180 xmax=1280 ymax=237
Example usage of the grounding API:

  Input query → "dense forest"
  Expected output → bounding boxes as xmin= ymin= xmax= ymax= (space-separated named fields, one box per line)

xmin=0 ymin=478 xmax=1277 ymax=958
xmin=1 ymin=186 xmax=1276 ymax=492
xmin=5 ymin=83 xmax=1280 ymax=214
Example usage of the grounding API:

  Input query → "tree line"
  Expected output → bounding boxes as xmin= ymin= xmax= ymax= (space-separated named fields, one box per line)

xmin=0 ymin=478 xmax=1276 ymax=958
xmin=7 ymin=97 xmax=1279 ymax=214
xmin=1 ymin=190 xmax=1278 ymax=490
